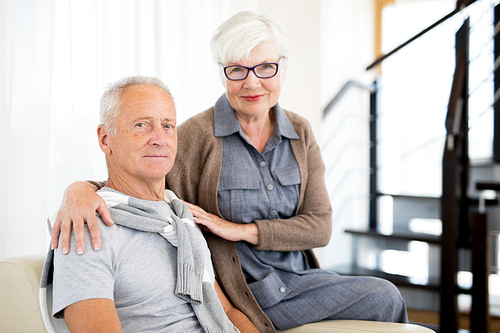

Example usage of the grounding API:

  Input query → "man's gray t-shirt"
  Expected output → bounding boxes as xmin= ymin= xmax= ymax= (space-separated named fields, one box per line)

xmin=52 ymin=199 xmax=205 ymax=332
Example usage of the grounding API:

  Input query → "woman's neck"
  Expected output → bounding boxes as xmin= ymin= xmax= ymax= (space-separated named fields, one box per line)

xmin=236 ymin=109 xmax=275 ymax=153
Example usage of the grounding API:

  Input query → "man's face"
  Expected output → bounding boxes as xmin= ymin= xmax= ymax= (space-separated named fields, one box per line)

xmin=101 ymin=84 xmax=177 ymax=184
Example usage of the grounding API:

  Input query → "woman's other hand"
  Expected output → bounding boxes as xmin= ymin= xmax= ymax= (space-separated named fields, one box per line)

xmin=51 ymin=181 xmax=114 ymax=254
xmin=183 ymin=201 xmax=259 ymax=246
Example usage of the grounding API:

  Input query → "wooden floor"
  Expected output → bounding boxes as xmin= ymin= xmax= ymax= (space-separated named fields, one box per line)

xmin=408 ymin=309 xmax=500 ymax=332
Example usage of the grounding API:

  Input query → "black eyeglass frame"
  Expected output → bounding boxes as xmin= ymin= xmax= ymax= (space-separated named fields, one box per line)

xmin=222 ymin=57 xmax=284 ymax=81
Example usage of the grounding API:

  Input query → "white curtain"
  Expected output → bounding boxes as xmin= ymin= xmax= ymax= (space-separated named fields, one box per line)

xmin=0 ymin=0 xmax=262 ymax=259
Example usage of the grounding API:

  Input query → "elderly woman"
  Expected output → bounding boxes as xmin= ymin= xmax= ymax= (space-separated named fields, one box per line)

xmin=52 ymin=12 xmax=407 ymax=332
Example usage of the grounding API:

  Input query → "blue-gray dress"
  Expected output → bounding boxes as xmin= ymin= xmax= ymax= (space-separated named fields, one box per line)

xmin=214 ymin=95 xmax=408 ymax=329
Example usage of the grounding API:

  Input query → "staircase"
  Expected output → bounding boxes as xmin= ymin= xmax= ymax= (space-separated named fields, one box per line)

xmin=321 ymin=2 xmax=500 ymax=332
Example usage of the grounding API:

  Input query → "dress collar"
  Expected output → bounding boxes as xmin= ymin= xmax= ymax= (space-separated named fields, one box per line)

xmin=213 ymin=94 xmax=299 ymax=140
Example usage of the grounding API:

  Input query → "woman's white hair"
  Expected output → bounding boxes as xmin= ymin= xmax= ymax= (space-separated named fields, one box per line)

xmin=100 ymin=76 xmax=173 ymax=134
xmin=210 ymin=11 xmax=289 ymax=65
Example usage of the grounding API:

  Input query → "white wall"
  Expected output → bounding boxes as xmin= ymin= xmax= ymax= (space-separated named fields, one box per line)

xmin=259 ymin=1 xmax=322 ymax=131
xmin=318 ymin=0 xmax=376 ymax=268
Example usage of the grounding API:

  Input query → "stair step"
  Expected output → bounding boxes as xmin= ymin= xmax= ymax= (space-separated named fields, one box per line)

xmin=345 ymin=229 xmax=441 ymax=244
xmin=376 ymin=192 xmax=440 ymax=200
xmin=330 ymin=265 xmax=472 ymax=295
xmin=330 ymin=265 xmax=441 ymax=292
xmin=476 ymin=181 xmax=500 ymax=191
xmin=469 ymin=197 xmax=499 ymax=206
xmin=375 ymin=192 xmax=498 ymax=206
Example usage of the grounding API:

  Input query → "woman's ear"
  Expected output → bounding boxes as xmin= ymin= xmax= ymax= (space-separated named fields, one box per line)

xmin=280 ymin=57 xmax=288 ymax=83
xmin=97 ymin=125 xmax=111 ymax=155
xmin=219 ymin=66 xmax=227 ymax=89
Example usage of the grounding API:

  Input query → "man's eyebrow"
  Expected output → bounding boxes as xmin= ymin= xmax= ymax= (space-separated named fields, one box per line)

xmin=131 ymin=116 xmax=176 ymax=122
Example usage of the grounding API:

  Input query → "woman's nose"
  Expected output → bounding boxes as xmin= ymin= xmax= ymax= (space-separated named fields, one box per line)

xmin=242 ymin=69 xmax=262 ymax=89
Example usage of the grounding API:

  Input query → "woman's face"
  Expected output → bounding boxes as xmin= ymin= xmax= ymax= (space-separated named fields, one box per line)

xmin=224 ymin=41 xmax=286 ymax=120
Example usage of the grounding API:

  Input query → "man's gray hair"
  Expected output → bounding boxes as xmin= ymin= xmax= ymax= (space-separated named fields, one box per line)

xmin=100 ymin=76 xmax=173 ymax=134
xmin=210 ymin=11 xmax=289 ymax=66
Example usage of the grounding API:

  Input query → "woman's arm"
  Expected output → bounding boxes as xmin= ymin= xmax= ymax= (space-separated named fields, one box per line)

xmin=64 ymin=298 xmax=122 ymax=333
xmin=185 ymin=123 xmax=332 ymax=252
xmin=51 ymin=181 xmax=113 ymax=254
xmin=184 ymin=202 xmax=259 ymax=246
xmin=253 ymin=117 xmax=332 ymax=252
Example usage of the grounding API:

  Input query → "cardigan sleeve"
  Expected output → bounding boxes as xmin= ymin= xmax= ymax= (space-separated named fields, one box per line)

xmin=254 ymin=112 xmax=332 ymax=252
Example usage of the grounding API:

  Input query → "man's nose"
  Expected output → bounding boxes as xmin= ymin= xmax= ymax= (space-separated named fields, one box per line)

xmin=150 ymin=125 xmax=168 ymax=146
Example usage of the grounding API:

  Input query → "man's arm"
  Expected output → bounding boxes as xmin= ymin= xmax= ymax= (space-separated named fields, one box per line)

xmin=52 ymin=181 xmax=114 ymax=254
xmin=214 ymin=280 xmax=259 ymax=333
xmin=64 ymin=298 xmax=122 ymax=333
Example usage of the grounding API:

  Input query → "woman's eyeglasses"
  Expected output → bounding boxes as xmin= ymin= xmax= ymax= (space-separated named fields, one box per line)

xmin=222 ymin=57 xmax=283 ymax=81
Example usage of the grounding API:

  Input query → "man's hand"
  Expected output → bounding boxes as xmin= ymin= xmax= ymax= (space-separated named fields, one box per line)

xmin=51 ymin=181 xmax=113 ymax=254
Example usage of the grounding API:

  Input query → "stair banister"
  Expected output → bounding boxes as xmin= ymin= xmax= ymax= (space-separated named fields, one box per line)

xmin=366 ymin=0 xmax=477 ymax=71
xmin=323 ymin=80 xmax=375 ymax=117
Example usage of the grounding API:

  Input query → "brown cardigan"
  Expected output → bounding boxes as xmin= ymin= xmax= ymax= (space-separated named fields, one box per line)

xmin=167 ymin=107 xmax=332 ymax=332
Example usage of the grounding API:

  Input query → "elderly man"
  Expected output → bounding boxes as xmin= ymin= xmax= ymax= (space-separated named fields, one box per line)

xmin=40 ymin=76 xmax=257 ymax=333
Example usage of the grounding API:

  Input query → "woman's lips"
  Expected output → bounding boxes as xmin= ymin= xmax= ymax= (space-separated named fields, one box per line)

xmin=242 ymin=94 xmax=264 ymax=102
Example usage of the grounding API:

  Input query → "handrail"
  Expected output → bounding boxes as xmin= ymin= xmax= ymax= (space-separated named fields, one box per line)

xmin=445 ymin=52 xmax=467 ymax=151
xmin=366 ymin=0 xmax=477 ymax=71
xmin=323 ymin=80 xmax=375 ymax=118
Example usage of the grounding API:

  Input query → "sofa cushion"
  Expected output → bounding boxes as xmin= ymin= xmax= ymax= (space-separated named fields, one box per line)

xmin=278 ymin=319 xmax=436 ymax=332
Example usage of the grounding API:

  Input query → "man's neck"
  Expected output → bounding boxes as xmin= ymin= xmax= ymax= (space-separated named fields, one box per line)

xmin=105 ymin=175 xmax=165 ymax=201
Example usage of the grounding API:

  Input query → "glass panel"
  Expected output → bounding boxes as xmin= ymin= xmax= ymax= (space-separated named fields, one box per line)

xmin=379 ymin=0 xmax=458 ymax=197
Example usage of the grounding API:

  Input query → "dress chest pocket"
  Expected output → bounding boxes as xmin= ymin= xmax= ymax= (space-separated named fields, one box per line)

xmin=218 ymin=167 xmax=261 ymax=191
xmin=218 ymin=167 xmax=261 ymax=223
xmin=274 ymin=165 xmax=301 ymax=186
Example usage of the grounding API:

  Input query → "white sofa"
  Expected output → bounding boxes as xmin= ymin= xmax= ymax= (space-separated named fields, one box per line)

xmin=0 ymin=254 xmax=436 ymax=333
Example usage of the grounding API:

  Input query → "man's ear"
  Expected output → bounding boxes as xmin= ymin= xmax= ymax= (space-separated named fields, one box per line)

xmin=97 ymin=125 xmax=112 ymax=155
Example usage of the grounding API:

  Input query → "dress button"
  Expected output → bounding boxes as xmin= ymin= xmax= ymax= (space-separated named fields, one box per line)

xmin=259 ymin=161 xmax=267 ymax=167
xmin=279 ymin=287 xmax=286 ymax=293
xmin=267 ymin=184 xmax=274 ymax=191
xmin=270 ymin=210 xmax=277 ymax=216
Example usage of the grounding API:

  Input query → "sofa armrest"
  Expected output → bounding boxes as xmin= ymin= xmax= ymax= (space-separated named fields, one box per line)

xmin=0 ymin=254 xmax=47 ymax=333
